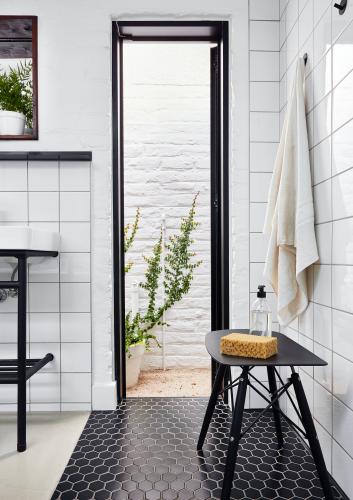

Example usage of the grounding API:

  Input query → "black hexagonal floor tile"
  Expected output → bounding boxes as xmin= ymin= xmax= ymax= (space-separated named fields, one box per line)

xmin=51 ymin=398 xmax=344 ymax=499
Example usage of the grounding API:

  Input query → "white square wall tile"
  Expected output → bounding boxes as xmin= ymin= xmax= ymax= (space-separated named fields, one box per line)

xmin=250 ymin=51 xmax=279 ymax=82
xmin=333 ymin=396 xmax=353 ymax=458
xmin=332 ymin=441 xmax=353 ymax=499
xmin=0 ymin=192 xmax=27 ymax=222
xmin=250 ymin=203 xmax=267 ymax=232
xmin=28 ymin=161 xmax=59 ymax=191
xmin=299 ymin=0 xmax=313 ymax=48
xmin=60 ymin=283 xmax=90 ymax=312
xmin=28 ymin=256 xmax=59 ymax=283
xmin=313 ymin=179 xmax=331 ymax=224
xmin=332 ymin=118 xmax=353 ymax=176
xmin=312 ymin=50 xmax=331 ymax=107
xmin=250 ymin=173 xmax=272 ymax=202
xmin=333 ymin=309 xmax=353 ymax=363
xmin=333 ymin=70 xmax=353 ymax=132
xmin=60 ymin=161 xmax=90 ymax=191
xmin=0 ymin=161 xmax=27 ymax=191
xmin=60 ymin=222 xmax=90 ymax=252
xmin=332 ymin=169 xmax=353 ymax=220
xmin=333 ymin=19 xmax=353 ymax=87
xmin=250 ymin=21 xmax=279 ymax=51
xmin=61 ymin=343 xmax=91 ymax=372
xmin=29 ymin=192 xmax=59 ymax=222
xmin=29 ymin=283 xmax=59 ymax=313
xmin=250 ymin=142 xmax=278 ymax=172
xmin=313 ymin=93 xmax=331 ymax=146
xmin=313 ymin=136 xmax=331 ymax=186
xmin=313 ymin=380 xmax=332 ymax=433
xmin=0 ymin=313 xmax=18 ymax=343
xmin=250 ymin=0 xmax=279 ymax=20
xmin=29 ymin=313 xmax=60 ymax=343
xmin=313 ymin=303 xmax=332 ymax=349
xmin=250 ymin=262 xmax=273 ymax=293
xmin=60 ymin=253 xmax=90 ymax=283
xmin=333 ymin=353 xmax=353 ymax=410
xmin=60 ymin=192 xmax=90 ymax=222
xmin=61 ymin=313 xmax=91 ymax=342
xmin=314 ymin=342 xmax=332 ymax=391
xmin=313 ymin=6 xmax=332 ymax=67
xmin=250 ymin=233 xmax=269 ymax=262
xmin=332 ymin=265 xmax=353 ymax=314
xmin=332 ymin=218 xmax=353 ymax=265
xmin=299 ymin=334 xmax=314 ymax=377
xmin=315 ymin=422 xmax=332 ymax=473
xmin=299 ymin=301 xmax=313 ymax=338
xmin=250 ymin=82 xmax=279 ymax=112
xmin=29 ymin=373 xmax=60 ymax=403
xmin=250 ymin=112 xmax=279 ymax=142
xmin=61 ymin=373 xmax=91 ymax=403
xmin=313 ymin=265 xmax=331 ymax=307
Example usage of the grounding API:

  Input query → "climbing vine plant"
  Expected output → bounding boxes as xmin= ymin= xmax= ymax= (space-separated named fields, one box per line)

xmin=124 ymin=194 xmax=202 ymax=356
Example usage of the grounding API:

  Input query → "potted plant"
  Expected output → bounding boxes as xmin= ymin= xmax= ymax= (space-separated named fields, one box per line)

xmin=0 ymin=61 xmax=33 ymax=135
xmin=124 ymin=195 xmax=202 ymax=388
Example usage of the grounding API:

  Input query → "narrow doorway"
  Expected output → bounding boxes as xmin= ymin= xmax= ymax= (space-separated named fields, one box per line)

xmin=112 ymin=21 xmax=229 ymax=401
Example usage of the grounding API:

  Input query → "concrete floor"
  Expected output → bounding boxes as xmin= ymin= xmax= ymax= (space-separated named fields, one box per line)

xmin=127 ymin=368 xmax=211 ymax=397
xmin=0 ymin=412 xmax=89 ymax=500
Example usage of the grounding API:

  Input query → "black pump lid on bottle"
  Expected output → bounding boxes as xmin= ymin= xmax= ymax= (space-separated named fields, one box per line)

xmin=257 ymin=285 xmax=266 ymax=298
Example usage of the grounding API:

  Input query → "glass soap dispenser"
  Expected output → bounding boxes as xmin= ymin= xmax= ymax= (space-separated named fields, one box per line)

xmin=250 ymin=285 xmax=272 ymax=337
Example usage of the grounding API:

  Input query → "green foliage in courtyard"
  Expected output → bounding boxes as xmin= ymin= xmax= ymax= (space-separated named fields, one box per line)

xmin=124 ymin=194 xmax=202 ymax=355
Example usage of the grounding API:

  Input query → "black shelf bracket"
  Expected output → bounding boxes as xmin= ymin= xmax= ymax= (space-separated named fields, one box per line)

xmin=334 ymin=0 xmax=347 ymax=15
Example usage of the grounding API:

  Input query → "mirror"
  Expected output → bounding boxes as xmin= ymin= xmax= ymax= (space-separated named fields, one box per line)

xmin=0 ymin=16 xmax=38 ymax=139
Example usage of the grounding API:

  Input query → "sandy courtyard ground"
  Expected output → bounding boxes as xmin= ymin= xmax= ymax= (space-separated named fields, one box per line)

xmin=127 ymin=368 xmax=211 ymax=397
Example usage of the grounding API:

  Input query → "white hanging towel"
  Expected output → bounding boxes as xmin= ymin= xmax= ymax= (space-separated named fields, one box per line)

xmin=263 ymin=58 xmax=318 ymax=327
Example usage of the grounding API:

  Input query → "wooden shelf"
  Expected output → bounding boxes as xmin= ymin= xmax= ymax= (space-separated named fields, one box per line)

xmin=0 ymin=134 xmax=36 ymax=140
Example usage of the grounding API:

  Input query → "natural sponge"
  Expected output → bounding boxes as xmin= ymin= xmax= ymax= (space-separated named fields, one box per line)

xmin=220 ymin=332 xmax=278 ymax=359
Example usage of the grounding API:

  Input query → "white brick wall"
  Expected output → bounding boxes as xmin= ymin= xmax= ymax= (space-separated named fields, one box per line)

xmin=124 ymin=44 xmax=211 ymax=369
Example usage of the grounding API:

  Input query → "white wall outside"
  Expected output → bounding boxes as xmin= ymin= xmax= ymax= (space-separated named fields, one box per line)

xmin=124 ymin=43 xmax=211 ymax=369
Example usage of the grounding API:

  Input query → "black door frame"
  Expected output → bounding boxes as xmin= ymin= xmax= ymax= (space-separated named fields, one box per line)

xmin=112 ymin=20 xmax=230 ymax=402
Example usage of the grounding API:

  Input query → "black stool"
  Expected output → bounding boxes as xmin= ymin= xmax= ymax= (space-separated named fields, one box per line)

xmin=197 ymin=329 xmax=334 ymax=500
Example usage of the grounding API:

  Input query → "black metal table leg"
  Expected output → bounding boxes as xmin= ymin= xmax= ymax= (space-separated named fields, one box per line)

xmin=291 ymin=369 xmax=334 ymax=500
xmin=267 ymin=366 xmax=284 ymax=449
xmin=221 ymin=366 xmax=249 ymax=500
xmin=197 ymin=363 xmax=226 ymax=450
xmin=17 ymin=256 xmax=27 ymax=452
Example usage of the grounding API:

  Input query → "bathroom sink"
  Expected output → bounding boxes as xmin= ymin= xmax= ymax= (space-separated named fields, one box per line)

xmin=0 ymin=226 xmax=60 ymax=252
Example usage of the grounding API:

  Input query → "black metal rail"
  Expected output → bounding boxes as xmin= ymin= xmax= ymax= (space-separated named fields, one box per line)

xmin=0 ymin=250 xmax=58 ymax=451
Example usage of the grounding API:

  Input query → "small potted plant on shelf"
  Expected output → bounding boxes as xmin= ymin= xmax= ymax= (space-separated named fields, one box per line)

xmin=0 ymin=61 xmax=33 ymax=135
xmin=124 ymin=195 xmax=202 ymax=388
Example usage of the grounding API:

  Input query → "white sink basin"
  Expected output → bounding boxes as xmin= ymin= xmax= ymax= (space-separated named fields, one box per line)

xmin=0 ymin=226 xmax=60 ymax=252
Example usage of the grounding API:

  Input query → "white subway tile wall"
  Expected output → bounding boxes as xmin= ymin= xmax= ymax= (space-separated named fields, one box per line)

xmin=0 ymin=160 xmax=91 ymax=412
xmin=280 ymin=0 xmax=353 ymax=496
xmin=249 ymin=0 xmax=280 ymax=409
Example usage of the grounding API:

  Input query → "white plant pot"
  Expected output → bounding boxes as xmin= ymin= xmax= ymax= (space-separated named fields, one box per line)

xmin=0 ymin=110 xmax=25 ymax=135
xmin=126 ymin=342 xmax=145 ymax=389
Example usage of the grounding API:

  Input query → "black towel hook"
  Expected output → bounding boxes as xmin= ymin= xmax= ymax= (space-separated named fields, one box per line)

xmin=303 ymin=53 xmax=308 ymax=66
xmin=334 ymin=0 xmax=347 ymax=15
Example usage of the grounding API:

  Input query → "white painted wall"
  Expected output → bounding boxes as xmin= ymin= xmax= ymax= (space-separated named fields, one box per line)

xmin=0 ymin=0 xmax=250 ymax=411
xmin=124 ymin=43 xmax=211 ymax=369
